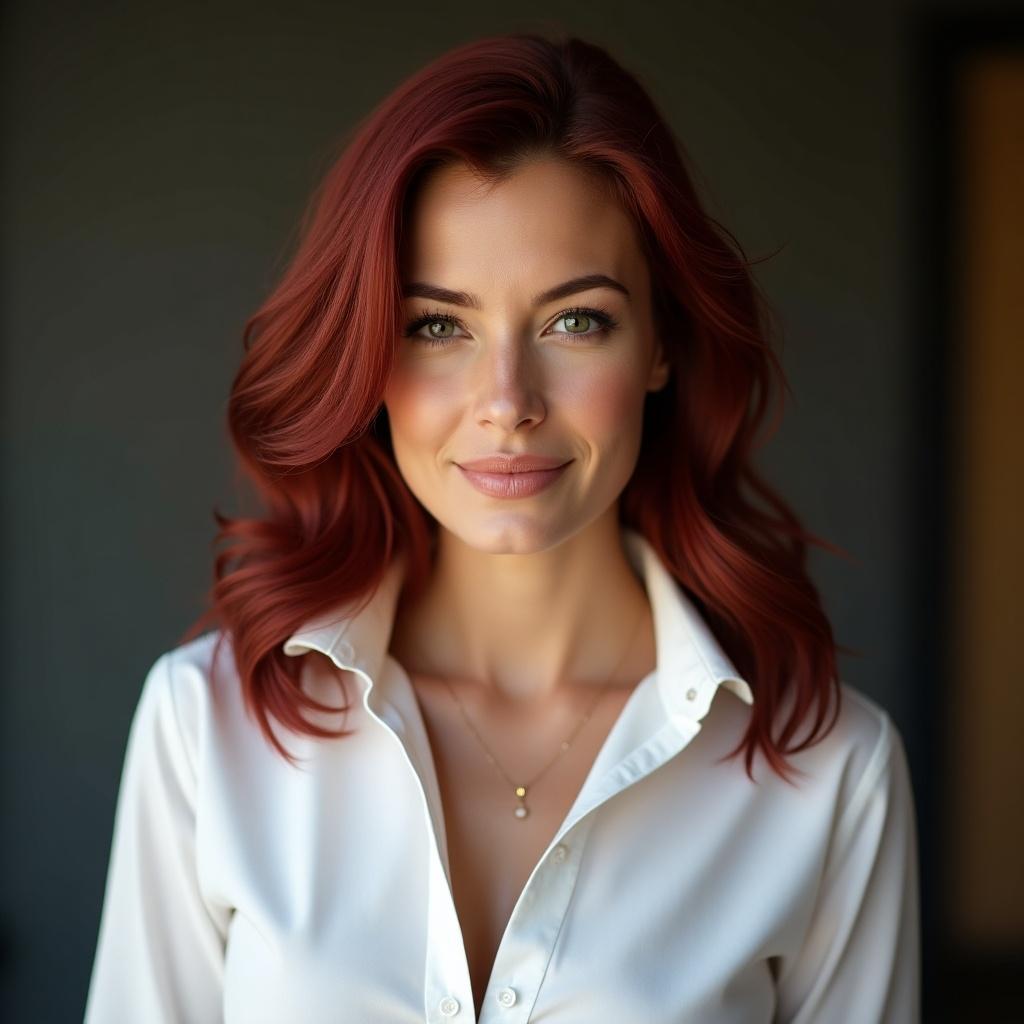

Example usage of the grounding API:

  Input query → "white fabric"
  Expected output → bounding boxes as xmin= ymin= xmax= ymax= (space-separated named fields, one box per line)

xmin=84 ymin=527 xmax=920 ymax=1022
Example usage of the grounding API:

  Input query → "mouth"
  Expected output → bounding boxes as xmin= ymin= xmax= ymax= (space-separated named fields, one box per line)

xmin=455 ymin=460 xmax=573 ymax=499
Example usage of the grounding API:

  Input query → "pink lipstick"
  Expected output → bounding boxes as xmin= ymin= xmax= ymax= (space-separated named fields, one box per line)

xmin=456 ymin=453 xmax=572 ymax=499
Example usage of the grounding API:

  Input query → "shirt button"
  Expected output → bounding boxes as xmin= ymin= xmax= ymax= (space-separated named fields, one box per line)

xmin=686 ymin=687 xmax=698 ymax=701
xmin=552 ymin=843 xmax=568 ymax=863
xmin=336 ymin=640 xmax=354 ymax=663
xmin=496 ymin=987 xmax=517 ymax=1007
xmin=439 ymin=995 xmax=460 ymax=1016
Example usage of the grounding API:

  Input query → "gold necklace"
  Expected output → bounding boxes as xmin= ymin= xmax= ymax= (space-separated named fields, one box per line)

xmin=439 ymin=603 xmax=646 ymax=820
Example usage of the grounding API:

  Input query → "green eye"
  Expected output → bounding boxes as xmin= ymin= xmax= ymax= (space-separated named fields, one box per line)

xmin=549 ymin=306 xmax=619 ymax=337
xmin=424 ymin=319 xmax=456 ymax=340
xmin=403 ymin=311 xmax=465 ymax=348
xmin=558 ymin=311 xmax=595 ymax=334
xmin=401 ymin=305 xmax=619 ymax=349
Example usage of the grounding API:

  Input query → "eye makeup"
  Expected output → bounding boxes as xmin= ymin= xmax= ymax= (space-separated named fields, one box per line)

xmin=402 ymin=305 xmax=620 ymax=348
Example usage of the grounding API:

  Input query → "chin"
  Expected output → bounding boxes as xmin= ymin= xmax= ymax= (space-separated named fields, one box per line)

xmin=443 ymin=516 xmax=568 ymax=555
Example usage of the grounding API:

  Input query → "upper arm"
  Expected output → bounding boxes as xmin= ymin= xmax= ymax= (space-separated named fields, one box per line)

xmin=84 ymin=651 xmax=229 ymax=1023
xmin=773 ymin=712 xmax=922 ymax=1024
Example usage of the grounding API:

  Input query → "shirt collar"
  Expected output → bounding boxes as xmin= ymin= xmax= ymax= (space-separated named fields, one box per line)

xmin=282 ymin=526 xmax=754 ymax=720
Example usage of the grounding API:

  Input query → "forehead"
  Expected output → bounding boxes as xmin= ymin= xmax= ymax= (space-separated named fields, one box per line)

xmin=399 ymin=157 xmax=648 ymax=298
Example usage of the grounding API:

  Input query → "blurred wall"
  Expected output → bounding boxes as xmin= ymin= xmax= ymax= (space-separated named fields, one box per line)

xmin=1 ymin=1 xmax=1020 ymax=1020
xmin=951 ymin=54 xmax=1024 ymax=947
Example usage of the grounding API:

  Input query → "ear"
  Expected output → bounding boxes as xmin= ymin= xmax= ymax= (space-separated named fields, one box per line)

xmin=646 ymin=340 xmax=671 ymax=392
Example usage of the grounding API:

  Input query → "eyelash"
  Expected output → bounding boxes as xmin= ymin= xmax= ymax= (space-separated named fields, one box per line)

xmin=402 ymin=305 xmax=620 ymax=348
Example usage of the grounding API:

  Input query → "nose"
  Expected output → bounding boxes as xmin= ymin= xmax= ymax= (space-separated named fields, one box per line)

xmin=472 ymin=340 xmax=546 ymax=432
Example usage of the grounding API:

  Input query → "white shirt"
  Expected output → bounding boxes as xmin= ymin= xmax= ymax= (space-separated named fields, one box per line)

xmin=84 ymin=527 xmax=921 ymax=1023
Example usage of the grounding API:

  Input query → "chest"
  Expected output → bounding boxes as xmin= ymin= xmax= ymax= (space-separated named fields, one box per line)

xmin=210 ymin=658 xmax=793 ymax=1024
xmin=409 ymin=675 xmax=637 ymax=1013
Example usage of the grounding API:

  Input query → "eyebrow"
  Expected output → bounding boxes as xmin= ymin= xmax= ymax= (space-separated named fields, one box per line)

xmin=400 ymin=273 xmax=630 ymax=310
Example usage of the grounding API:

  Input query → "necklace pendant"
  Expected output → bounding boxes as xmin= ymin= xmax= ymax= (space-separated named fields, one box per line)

xmin=514 ymin=785 xmax=529 ymax=819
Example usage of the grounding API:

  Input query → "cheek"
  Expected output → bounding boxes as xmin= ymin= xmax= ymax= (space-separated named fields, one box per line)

xmin=383 ymin=368 xmax=461 ymax=446
xmin=560 ymin=362 xmax=646 ymax=440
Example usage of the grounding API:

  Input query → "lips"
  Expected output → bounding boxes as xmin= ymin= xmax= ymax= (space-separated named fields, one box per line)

xmin=455 ymin=454 xmax=573 ymax=499
xmin=457 ymin=453 xmax=571 ymax=473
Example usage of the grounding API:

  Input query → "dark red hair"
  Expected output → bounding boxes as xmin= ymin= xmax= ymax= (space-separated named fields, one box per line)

xmin=181 ymin=31 xmax=854 ymax=783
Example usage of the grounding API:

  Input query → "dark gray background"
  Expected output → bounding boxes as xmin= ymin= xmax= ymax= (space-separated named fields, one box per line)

xmin=3 ymin=1 xmax=1018 ymax=1019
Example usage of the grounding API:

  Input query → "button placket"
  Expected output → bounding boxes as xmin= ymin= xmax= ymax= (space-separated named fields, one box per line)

xmin=476 ymin=819 xmax=596 ymax=1023
xmin=496 ymin=987 xmax=517 ymax=1007
xmin=438 ymin=995 xmax=460 ymax=1016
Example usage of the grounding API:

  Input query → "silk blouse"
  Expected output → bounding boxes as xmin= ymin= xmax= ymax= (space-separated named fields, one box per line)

xmin=84 ymin=527 xmax=921 ymax=1022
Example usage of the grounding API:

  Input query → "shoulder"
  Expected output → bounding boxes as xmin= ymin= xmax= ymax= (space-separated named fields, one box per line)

xmin=713 ymin=675 xmax=896 ymax=787
xmin=776 ymin=680 xmax=912 ymax=851
xmin=149 ymin=628 xmax=234 ymax=709
xmin=825 ymin=682 xmax=907 ymax=834
xmin=823 ymin=680 xmax=895 ymax=782
xmin=133 ymin=629 xmax=246 ymax=770
xmin=138 ymin=628 xmax=350 ymax=773
xmin=709 ymin=678 xmax=909 ymax=828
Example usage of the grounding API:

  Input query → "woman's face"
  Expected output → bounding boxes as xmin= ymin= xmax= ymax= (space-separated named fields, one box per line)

xmin=383 ymin=155 xmax=670 ymax=554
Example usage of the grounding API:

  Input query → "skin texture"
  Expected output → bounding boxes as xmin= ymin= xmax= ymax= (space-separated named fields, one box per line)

xmin=385 ymin=155 xmax=670 ymax=705
xmin=382 ymin=155 xmax=672 ymax=1011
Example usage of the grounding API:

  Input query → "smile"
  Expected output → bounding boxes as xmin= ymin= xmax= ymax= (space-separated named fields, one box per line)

xmin=456 ymin=462 xmax=572 ymax=499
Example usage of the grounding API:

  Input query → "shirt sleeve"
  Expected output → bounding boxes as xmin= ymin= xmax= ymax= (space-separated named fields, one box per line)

xmin=84 ymin=651 xmax=228 ymax=1023
xmin=773 ymin=711 xmax=922 ymax=1024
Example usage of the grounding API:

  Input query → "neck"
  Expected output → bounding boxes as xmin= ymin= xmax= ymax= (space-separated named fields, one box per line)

xmin=388 ymin=511 xmax=655 ymax=704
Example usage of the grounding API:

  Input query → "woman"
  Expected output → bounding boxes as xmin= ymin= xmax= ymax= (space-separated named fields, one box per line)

xmin=84 ymin=32 xmax=920 ymax=1023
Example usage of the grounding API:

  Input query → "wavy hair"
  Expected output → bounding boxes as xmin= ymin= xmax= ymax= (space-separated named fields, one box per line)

xmin=181 ymin=31 xmax=855 ymax=783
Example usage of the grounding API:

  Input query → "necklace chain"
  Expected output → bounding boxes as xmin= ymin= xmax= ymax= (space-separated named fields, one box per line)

xmin=438 ymin=602 xmax=646 ymax=820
